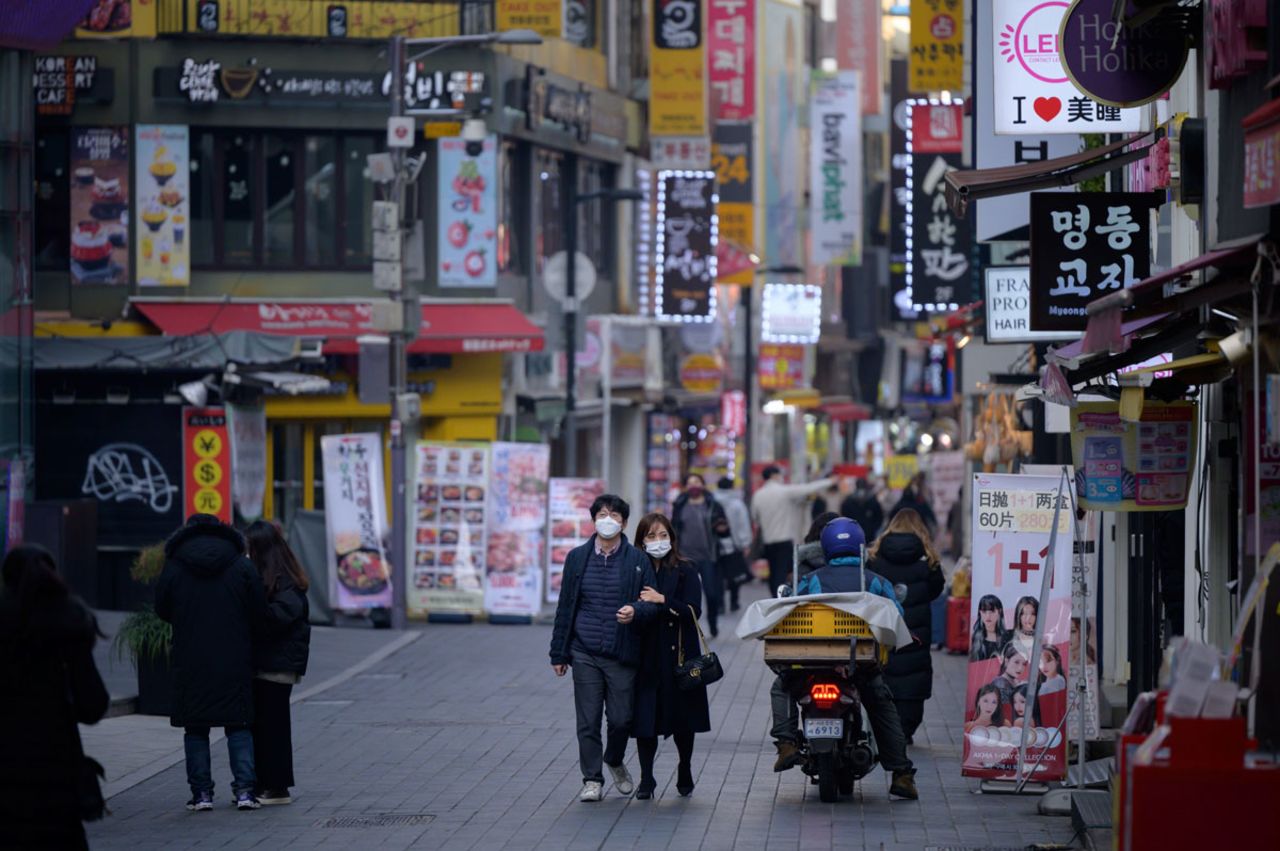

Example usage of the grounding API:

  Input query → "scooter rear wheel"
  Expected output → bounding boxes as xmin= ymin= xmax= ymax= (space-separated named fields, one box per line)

xmin=816 ymin=752 xmax=838 ymax=803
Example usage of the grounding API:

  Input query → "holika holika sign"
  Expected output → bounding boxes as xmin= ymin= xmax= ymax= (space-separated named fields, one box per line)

xmin=810 ymin=71 xmax=863 ymax=266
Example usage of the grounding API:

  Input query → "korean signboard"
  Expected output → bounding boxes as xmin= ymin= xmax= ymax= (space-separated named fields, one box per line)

xmin=496 ymin=0 xmax=562 ymax=37
xmin=437 ymin=135 xmax=498 ymax=288
xmin=761 ymin=283 xmax=822 ymax=344
xmin=966 ymin=473 xmax=1073 ymax=781
xmin=909 ymin=103 xmax=970 ymax=311
xmin=757 ymin=343 xmax=805 ymax=390
xmin=183 ymin=407 xmax=232 ymax=524
xmin=1029 ymin=192 xmax=1158 ymax=332
xmin=34 ymin=55 xmax=98 ymax=116
xmin=708 ymin=0 xmax=754 ymax=121
xmin=546 ymin=478 xmax=606 ymax=604
xmin=810 ymin=71 xmax=863 ymax=266
xmin=321 ymin=433 xmax=393 ymax=611
xmin=411 ymin=443 xmax=489 ymax=616
xmin=992 ymin=0 xmax=1144 ymax=134
xmin=836 ymin=0 xmax=881 ymax=115
xmin=1069 ymin=401 xmax=1198 ymax=511
xmin=984 ymin=267 xmax=1079 ymax=343
xmin=70 ymin=127 xmax=129 ymax=287
xmin=1060 ymin=0 xmax=1189 ymax=108
xmin=485 ymin=442 xmax=550 ymax=617
xmin=135 ymin=124 xmax=190 ymax=287
xmin=712 ymin=122 xmax=754 ymax=284
xmin=655 ymin=170 xmax=718 ymax=322
xmin=651 ymin=0 xmax=708 ymax=137
xmin=910 ymin=0 xmax=964 ymax=93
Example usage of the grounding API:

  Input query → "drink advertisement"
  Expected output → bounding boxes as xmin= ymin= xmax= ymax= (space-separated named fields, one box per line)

xmin=1068 ymin=401 xmax=1198 ymax=511
xmin=966 ymin=473 xmax=1074 ymax=781
xmin=182 ymin=407 xmax=232 ymax=524
xmin=436 ymin=135 xmax=498 ymax=288
xmin=485 ymin=442 xmax=550 ymax=616
xmin=70 ymin=126 xmax=129 ymax=286
xmin=546 ymin=478 xmax=606 ymax=604
xmin=321 ymin=434 xmax=392 ymax=611
xmin=411 ymin=442 xmax=489 ymax=615
xmin=135 ymin=124 xmax=190 ymax=286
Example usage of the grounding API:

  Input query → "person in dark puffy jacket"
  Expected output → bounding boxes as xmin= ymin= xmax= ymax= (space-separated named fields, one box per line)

xmin=794 ymin=511 xmax=839 ymax=583
xmin=866 ymin=509 xmax=945 ymax=743
xmin=245 ymin=520 xmax=312 ymax=806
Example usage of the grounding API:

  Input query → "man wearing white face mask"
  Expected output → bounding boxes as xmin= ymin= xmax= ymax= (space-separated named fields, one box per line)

xmin=549 ymin=494 xmax=659 ymax=803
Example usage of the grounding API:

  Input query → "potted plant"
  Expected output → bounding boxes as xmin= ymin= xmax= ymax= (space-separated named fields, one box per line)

xmin=112 ymin=544 xmax=173 ymax=716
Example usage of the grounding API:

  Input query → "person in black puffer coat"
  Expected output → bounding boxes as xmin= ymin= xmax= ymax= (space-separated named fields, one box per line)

xmin=245 ymin=520 xmax=312 ymax=806
xmin=866 ymin=508 xmax=945 ymax=743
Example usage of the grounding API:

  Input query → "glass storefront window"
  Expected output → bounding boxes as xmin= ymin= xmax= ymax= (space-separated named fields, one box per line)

xmin=189 ymin=131 xmax=215 ymax=266
xmin=533 ymin=149 xmax=563 ymax=275
xmin=223 ymin=133 xmax=254 ymax=265
xmin=577 ymin=159 xmax=613 ymax=278
xmin=343 ymin=136 xmax=374 ymax=266
xmin=498 ymin=141 xmax=524 ymax=274
xmin=34 ymin=130 xmax=69 ymax=270
xmin=263 ymin=134 xmax=296 ymax=267
xmin=304 ymin=135 xmax=337 ymax=266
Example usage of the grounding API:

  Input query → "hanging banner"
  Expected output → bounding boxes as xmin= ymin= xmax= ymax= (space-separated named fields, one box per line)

xmin=411 ymin=443 xmax=489 ymax=615
xmin=762 ymin=0 xmax=805 ymax=268
xmin=226 ymin=402 xmax=267 ymax=523
xmin=182 ymin=407 xmax=232 ymax=524
xmin=135 ymin=124 xmax=190 ymax=287
xmin=321 ymin=433 xmax=392 ymax=611
xmin=485 ymin=442 xmax=550 ymax=616
xmin=992 ymin=0 xmax=1144 ymax=134
xmin=711 ymin=121 xmax=755 ymax=285
xmin=651 ymin=0 xmax=708 ymax=137
xmin=836 ymin=0 xmax=881 ymax=115
xmin=909 ymin=0 xmax=964 ymax=93
xmin=810 ymin=70 xmax=863 ymax=267
xmin=708 ymin=0 xmax=755 ymax=121
xmin=1029 ymin=191 xmax=1158 ymax=332
xmin=926 ymin=450 xmax=967 ymax=550
xmin=909 ymin=149 xmax=969 ymax=311
xmin=70 ymin=127 xmax=129 ymax=286
xmin=886 ymin=454 xmax=920 ymax=490
xmin=965 ymin=473 xmax=1073 ymax=781
xmin=655 ymin=170 xmax=718 ymax=321
xmin=546 ymin=477 xmax=606 ymax=604
xmin=757 ymin=343 xmax=805 ymax=390
xmin=1069 ymin=401 xmax=1198 ymax=511
xmin=437 ymin=134 xmax=498 ymax=288
xmin=1071 ymin=510 xmax=1101 ymax=741
xmin=496 ymin=0 xmax=562 ymax=37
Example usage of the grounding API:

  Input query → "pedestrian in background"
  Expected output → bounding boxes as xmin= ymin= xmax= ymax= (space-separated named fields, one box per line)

xmin=671 ymin=473 xmax=731 ymax=637
xmin=632 ymin=513 xmax=711 ymax=799
xmin=715 ymin=477 xmax=753 ymax=612
xmin=0 ymin=545 xmax=109 ymax=850
xmin=245 ymin=520 xmax=312 ymax=806
xmin=889 ymin=473 xmax=937 ymax=535
xmin=549 ymin=495 xmax=658 ymax=803
xmin=866 ymin=509 xmax=945 ymax=743
xmin=841 ymin=478 xmax=885 ymax=541
xmin=750 ymin=465 xmax=836 ymax=595
xmin=157 ymin=513 xmax=268 ymax=812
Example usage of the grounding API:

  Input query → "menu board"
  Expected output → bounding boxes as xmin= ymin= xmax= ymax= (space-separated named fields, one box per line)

xmin=484 ymin=442 xmax=550 ymax=617
xmin=546 ymin=478 xmax=606 ymax=604
xmin=409 ymin=442 xmax=489 ymax=615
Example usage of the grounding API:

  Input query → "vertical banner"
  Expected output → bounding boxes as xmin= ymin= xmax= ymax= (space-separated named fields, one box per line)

xmin=966 ymin=473 xmax=1073 ymax=781
xmin=1070 ymin=511 xmax=1101 ymax=741
xmin=810 ymin=70 xmax=863 ymax=266
xmin=1068 ymin=401 xmax=1198 ymax=511
xmin=437 ymin=135 xmax=498 ymax=288
xmin=546 ymin=478 xmax=606 ymax=604
xmin=925 ymin=450 xmax=967 ymax=551
xmin=496 ymin=1 xmax=562 ymax=37
xmin=321 ymin=434 xmax=392 ymax=611
xmin=226 ymin=402 xmax=267 ymax=523
xmin=889 ymin=59 xmax=914 ymax=320
xmin=70 ymin=127 xmax=129 ymax=286
xmin=135 ymin=124 xmax=189 ymax=286
xmin=655 ymin=170 xmax=718 ymax=321
xmin=909 ymin=103 xmax=969 ymax=310
xmin=909 ymin=0 xmax=964 ymax=93
xmin=711 ymin=122 xmax=755 ymax=285
xmin=182 ymin=407 xmax=232 ymax=524
xmin=411 ymin=443 xmax=489 ymax=615
xmin=707 ymin=0 xmax=755 ymax=121
xmin=651 ymin=0 xmax=708 ymax=137
xmin=762 ymin=0 xmax=805 ymax=268
xmin=836 ymin=0 xmax=882 ymax=115
xmin=485 ymin=442 xmax=551 ymax=616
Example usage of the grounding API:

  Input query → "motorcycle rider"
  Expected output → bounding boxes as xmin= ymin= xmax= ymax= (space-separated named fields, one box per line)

xmin=769 ymin=517 xmax=919 ymax=800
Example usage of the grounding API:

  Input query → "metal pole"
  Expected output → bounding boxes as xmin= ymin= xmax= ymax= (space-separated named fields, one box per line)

xmin=388 ymin=35 xmax=408 ymax=631
xmin=742 ymin=289 xmax=753 ymax=497
xmin=564 ymin=159 xmax=578 ymax=477
xmin=602 ymin=315 xmax=613 ymax=485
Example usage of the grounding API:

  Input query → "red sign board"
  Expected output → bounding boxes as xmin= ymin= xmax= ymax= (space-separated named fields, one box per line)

xmin=836 ymin=0 xmax=881 ymax=115
xmin=758 ymin=343 xmax=805 ymax=390
xmin=912 ymin=103 xmax=963 ymax=154
xmin=708 ymin=0 xmax=755 ymax=121
xmin=1244 ymin=99 xmax=1280 ymax=209
xmin=720 ymin=390 xmax=746 ymax=436
xmin=183 ymin=407 xmax=233 ymax=523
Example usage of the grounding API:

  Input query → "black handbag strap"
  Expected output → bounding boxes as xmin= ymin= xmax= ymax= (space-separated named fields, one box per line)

xmin=677 ymin=605 xmax=711 ymax=665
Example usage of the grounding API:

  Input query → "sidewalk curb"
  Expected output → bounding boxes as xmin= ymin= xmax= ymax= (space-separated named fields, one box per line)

xmin=101 ymin=630 xmax=423 ymax=801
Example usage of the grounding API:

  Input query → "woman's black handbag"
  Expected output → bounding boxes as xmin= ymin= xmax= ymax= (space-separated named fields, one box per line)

xmin=675 ymin=606 xmax=724 ymax=690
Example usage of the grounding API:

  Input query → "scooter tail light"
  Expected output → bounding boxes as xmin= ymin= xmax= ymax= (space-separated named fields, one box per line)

xmin=810 ymin=683 xmax=840 ymax=709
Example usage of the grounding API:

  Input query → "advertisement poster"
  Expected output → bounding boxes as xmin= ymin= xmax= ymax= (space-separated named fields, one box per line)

xmin=757 ymin=343 xmax=805 ymax=390
xmin=411 ymin=443 xmax=489 ymax=615
xmin=182 ymin=407 xmax=232 ymax=524
xmin=711 ymin=122 xmax=754 ymax=285
xmin=908 ymin=103 xmax=969 ymax=311
xmin=70 ymin=127 xmax=129 ymax=286
xmin=546 ymin=478 xmax=606 ymax=603
xmin=76 ymin=0 xmax=157 ymax=38
xmin=650 ymin=0 xmax=708 ymax=137
xmin=836 ymin=0 xmax=881 ymax=114
xmin=966 ymin=473 xmax=1074 ymax=781
xmin=1069 ymin=401 xmax=1198 ymax=511
xmin=647 ymin=413 xmax=683 ymax=512
xmin=708 ymin=0 xmax=755 ymax=121
xmin=135 ymin=124 xmax=190 ymax=286
xmin=437 ymin=135 xmax=498 ymax=288
xmin=655 ymin=170 xmax=718 ymax=321
xmin=909 ymin=0 xmax=964 ymax=93
xmin=321 ymin=434 xmax=392 ymax=611
xmin=226 ymin=402 xmax=267 ymax=522
xmin=925 ymin=450 xmax=967 ymax=550
xmin=762 ymin=0 xmax=805 ymax=268
xmin=485 ymin=443 xmax=550 ymax=616
xmin=496 ymin=0 xmax=562 ymax=37
xmin=810 ymin=70 xmax=862 ymax=266
xmin=761 ymin=284 xmax=822 ymax=343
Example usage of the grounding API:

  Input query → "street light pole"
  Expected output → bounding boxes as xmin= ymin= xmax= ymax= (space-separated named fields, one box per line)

xmin=388 ymin=35 xmax=409 ymax=630
xmin=564 ymin=163 xmax=579 ymax=477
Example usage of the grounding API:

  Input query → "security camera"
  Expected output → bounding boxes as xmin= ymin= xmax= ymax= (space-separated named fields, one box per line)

xmin=462 ymin=118 xmax=486 ymax=157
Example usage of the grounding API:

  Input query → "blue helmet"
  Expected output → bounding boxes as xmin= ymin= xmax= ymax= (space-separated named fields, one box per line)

xmin=820 ymin=517 xmax=866 ymax=560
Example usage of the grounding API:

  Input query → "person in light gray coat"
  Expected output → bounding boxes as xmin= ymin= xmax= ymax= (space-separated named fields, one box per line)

xmin=715 ymin=477 xmax=754 ymax=611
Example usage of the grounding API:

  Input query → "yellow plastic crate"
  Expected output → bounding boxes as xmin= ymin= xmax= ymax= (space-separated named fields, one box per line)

xmin=765 ymin=604 xmax=876 ymax=639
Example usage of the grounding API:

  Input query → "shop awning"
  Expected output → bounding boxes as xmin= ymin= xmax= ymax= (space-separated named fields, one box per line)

xmin=130 ymin=298 xmax=545 ymax=354
xmin=30 ymin=331 xmax=300 ymax=370
xmin=943 ymin=129 xmax=1164 ymax=219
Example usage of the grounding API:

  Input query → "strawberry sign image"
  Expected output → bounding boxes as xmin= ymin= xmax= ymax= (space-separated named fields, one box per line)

xmin=437 ymin=135 xmax=497 ymax=288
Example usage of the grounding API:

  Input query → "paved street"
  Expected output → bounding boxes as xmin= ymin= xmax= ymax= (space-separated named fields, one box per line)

xmin=87 ymin=586 xmax=1077 ymax=850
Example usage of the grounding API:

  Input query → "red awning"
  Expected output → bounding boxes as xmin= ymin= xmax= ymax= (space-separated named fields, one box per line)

xmin=131 ymin=299 xmax=544 ymax=354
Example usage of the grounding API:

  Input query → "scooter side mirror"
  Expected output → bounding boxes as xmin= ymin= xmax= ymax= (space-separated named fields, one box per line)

xmin=776 ymin=584 xmax=792 ymax=598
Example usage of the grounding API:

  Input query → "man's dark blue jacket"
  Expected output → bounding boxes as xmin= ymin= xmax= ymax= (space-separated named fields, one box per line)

xmin=550 ymin=535 xmax=658 ymax=667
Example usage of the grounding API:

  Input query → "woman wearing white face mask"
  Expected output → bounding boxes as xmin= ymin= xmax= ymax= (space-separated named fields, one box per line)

xmin=630 ymin=513 xmax=711 ymax=799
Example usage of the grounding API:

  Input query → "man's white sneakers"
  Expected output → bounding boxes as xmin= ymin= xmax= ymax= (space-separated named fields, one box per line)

xmin=608 ymin=763 xmax=635 ymax=796
xmin=579 ymin=781 xmax=604 ymax=802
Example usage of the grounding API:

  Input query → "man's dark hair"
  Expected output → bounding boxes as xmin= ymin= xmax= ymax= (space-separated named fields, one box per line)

xmin=588 ymin=494 xmax=630 ymax=523
xmin=805 ymin=511 xmax=840 ymax=543
xmin=685 ymin=472 xmax=705 ymax=487
xmin=187 ymin=513 xmax=223 ymax=526
xmin=717 ymin=476 xmax=735 ymax=490
xmin=762 ymin=465 xmax=781 ymax=481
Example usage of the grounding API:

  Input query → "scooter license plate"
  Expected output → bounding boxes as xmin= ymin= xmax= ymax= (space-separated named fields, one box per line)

xmin=804 ymin=718 xmax=844 ymax=740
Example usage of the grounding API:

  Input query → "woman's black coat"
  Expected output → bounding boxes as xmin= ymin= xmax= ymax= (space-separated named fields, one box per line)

xmin=632 ymin=559 xmax=712 ymax=738
xmin=254 ymin=575 xmax=311 ymax=676
xmin=0 ymin=591 xmax=109 ymax=849
xmin=868 ymin=532 xmax=945 ymax=701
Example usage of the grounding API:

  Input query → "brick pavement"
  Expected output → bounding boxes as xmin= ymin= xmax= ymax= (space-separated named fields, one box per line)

xmin=87 ymin=585 xmax=1078 ymax=850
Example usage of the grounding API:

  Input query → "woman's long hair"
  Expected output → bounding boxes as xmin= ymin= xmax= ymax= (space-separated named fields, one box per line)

xmin=997 ymin=642 xmax=1026 ymax=677
xmin=2 ymin=544 xmax=102 ymax=644
xmin=1038 ymin=644 xmax=1064 ymax=683
xmin=805 ymin=511 xmax=840 ymax=544
xmin=635 ymin=512 xmax=683 ymax=572
xmin=972 ymin=683 xmax=1004 ymax=725
xmin=245 ymin=520 xmax=311 ymax=596
xmin=971 ymin=594 xmax=1008 ymax=646
xmin=1014 ymin=595 xmax=1039 ymax=635
xmin=867 ymin=507 xmax=941 ymax=566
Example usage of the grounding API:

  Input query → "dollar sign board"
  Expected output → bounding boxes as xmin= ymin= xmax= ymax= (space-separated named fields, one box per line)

xmin=183 ymin=407 xmax=233 ymax=523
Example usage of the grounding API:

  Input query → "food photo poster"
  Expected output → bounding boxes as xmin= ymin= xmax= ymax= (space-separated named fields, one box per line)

xmin=320 ymin=433 xmax=392 ymax=611
xmin=484 ymin=442 xmax=549 ymax=617
xmin=410 ymin=442 xmax=489 ymax=615
xmin=70 ymin=126 xmax=129 ymax=286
